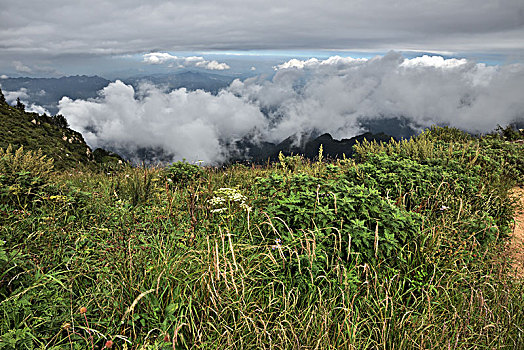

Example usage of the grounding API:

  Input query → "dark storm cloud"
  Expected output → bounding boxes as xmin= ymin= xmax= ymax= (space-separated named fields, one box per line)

xmin=1 ymin=0 xmax=523 ymax=63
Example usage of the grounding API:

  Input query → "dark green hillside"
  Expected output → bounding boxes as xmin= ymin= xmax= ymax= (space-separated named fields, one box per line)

xmin=0 ymin=87 xmax=95 ymax=170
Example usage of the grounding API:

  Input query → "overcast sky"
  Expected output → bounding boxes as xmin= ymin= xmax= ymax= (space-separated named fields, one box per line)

xmin=1 ymin=0 xmax=523 ymax=77
xmin=1 ymin=1 xmax=523 ymax=162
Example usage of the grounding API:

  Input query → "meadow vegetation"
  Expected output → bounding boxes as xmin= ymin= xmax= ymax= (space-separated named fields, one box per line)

xmin=0 ymin=126 xmax=523 ymax=349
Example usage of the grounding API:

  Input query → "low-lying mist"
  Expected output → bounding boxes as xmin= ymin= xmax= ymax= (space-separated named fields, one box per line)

xmin=58 ymin=52 xmax=524 ymax=164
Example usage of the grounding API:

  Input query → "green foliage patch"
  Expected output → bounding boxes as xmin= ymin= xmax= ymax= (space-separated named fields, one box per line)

xmin=163 ymin=161 xmax=205 ymax=186
xmin=255 ymin=173 xmax=422 ymax=264
xmin=0 ymin=125 xmax=523 ymax=349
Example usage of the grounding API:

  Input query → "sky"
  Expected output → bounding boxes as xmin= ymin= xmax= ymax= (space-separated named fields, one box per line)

xmin=1 ymin=0 xmax=524 ymax=163
xmin=1 ymin=0 xmax=524 ymax=77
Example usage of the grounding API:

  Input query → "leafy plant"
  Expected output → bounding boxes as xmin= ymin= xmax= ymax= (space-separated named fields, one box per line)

xmin=163 ymin=161 xmax=204 ymax=186
xmin=278 ymin=151 xmax=305 ymax=172
xmin=255 ymin=172 xmax=422 ymax=264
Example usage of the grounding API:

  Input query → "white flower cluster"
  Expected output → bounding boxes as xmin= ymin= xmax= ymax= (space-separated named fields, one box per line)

xmin=208 ymin=187 xmax=252 ymax=214
xmin=271 ymin=238 xmax=282 ymax=250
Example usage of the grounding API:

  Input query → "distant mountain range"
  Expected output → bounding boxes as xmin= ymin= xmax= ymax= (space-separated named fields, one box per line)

xmin=230 ymin=131 xmax=393 ymax=164
xmin=0 ymin=75 xmax=110 ymax=115
xmin=123 ymin=71 xmax=237 ymax=94
xmin=0 ymin=71 xmax=239 ymax=115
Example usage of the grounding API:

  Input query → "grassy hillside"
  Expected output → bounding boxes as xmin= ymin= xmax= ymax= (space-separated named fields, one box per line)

xmin=0 ymin=89 xmax=95 ymax=170
xmin=1 ymin=118 xmax=523 ymax=348
xmin=0 ymin=88 xmax=124 ymax=171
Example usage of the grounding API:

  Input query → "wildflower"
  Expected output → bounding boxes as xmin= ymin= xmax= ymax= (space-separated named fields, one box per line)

xmin=271 ymin=238 xmax=282 ymax=250
xmin=208 ymin=187 xmax=252 ymax=214
xmin=104 ymin=340 xmax=114 ymax=348
xmin=240 ymin=202 xmax=252 ymax=212
xmin=62 ymin=322 xmax=71 ymax=330
xmin=79 ymin=306 xmax=87 ymax=314
xmin=439 ymin=205 xmax=450 ymax=211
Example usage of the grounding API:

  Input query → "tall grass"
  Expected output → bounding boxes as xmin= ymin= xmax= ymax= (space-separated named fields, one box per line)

xmin=0 ymin=127 xmax=523 ymax=349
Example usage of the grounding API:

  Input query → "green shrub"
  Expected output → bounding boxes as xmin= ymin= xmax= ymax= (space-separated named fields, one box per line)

xmin=344 ymin=153 xmax=480 ymax=209
xmin=278 ymin=152 xmax=306 ymax=172
xmin=353 ymin=126 xmax=476 ymax=163
xmin=495 ymin=124 xmax=523 ymax=141
xmin=353 ymin=133 xmax=434 ymax=162
xmin=424 ymin=125 xmax=473 ymax=142
xmin=478 ymin=137 xmax=524 ymax=184
xmin=342 ymin=152 xmax=515 ymax=244
xmin=163 ymin=161 xmax=204 ymax=186
xmin=255 ymin=172 xmax=423 ymax=265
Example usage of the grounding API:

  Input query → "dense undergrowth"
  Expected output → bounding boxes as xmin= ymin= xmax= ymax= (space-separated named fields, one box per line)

xmin=0 ymin=126 xmax=523 ymax=349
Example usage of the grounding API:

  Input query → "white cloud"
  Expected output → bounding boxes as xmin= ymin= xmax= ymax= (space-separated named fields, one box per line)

xmin=4 ymin=88 xmax=29 ymax=104
xmin=195 ymin=60 xmax=230 ymax=70
xmin=58 ymin=80 xmax=266 ymax=164
xmin=143 ymin=52 xmax=230 ymax=70
xmin=275 ymin=58 xmax=320 ymax=70
xmin=26 ymin=104 xmax=50 ymax=115
xmin=57 ymin=53 xmax=524 ymax=163
xmin=232 ymin=52 xmax=524 ymax=140
xmin=0 ymin=75 xmax=8 ymax=79
xmin=401 ymin=55 xmax=468 ymax=68
xmin=274 ymin=56 xmax=369 ymax=71
xmin=13 ymin=61 xmax=32 ymax=73
xmin=142 ymin=52 xmax=175 ymax=64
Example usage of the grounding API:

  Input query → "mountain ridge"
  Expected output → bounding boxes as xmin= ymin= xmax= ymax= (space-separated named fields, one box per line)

xmin=0 ymin=87 xmax=123 ymax=170
xmin=0 ymin=75 xmax=110 ymax=115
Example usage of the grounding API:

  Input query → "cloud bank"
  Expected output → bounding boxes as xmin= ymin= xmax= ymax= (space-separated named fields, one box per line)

xmin=231 ymin=52 xmax=524 ymax=140
xmin=0 ymin=87 xmax=51 ymax=115
xmin=59 ymin=81 xmax=266 ymax=163
xmin=59 ymin=53 xmax=524 ymax=163
xmin=3 ymin=87 xmax=29 ymax=103
xmin=143 ymin=53 xmax=230 ymax=70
